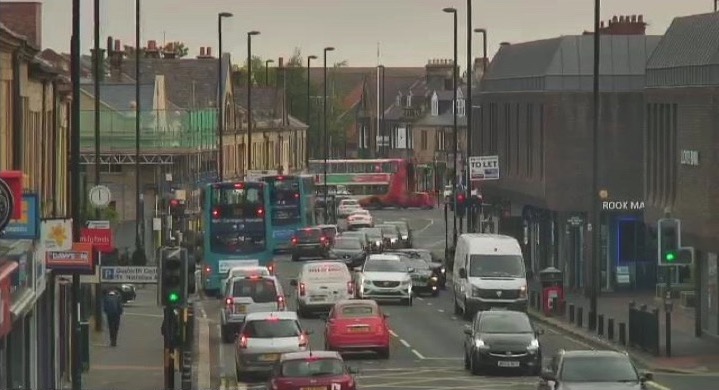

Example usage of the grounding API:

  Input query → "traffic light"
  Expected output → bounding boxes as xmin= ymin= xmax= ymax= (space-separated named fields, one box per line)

xmin=657 ymin=218 xmax=680 ymax=266
xmin=160 ymin=247 xmax=188 ymax=307
xmin=456 ymin=193 xmax=467 ymax=217
xmin=169 ymin=199 xmax=186 ymax=217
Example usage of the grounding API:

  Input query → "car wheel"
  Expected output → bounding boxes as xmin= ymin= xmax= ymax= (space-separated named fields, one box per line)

xmin=470 ymin=353 xmax=482 ymax=376
xmin=464 ymin=351 xmax=470 ymax=370
xmin=377 ymin=347 xmax=390 ymax=359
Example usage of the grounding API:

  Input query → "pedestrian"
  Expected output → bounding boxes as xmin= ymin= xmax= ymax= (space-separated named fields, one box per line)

xmin=103 ymin=289 xmax=124 ymax=347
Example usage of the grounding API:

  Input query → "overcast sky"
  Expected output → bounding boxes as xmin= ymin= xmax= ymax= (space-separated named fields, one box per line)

xmin=14 ymin=0 xmax=715 ymax=67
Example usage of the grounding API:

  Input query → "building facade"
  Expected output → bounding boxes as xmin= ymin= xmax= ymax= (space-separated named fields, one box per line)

xmin=475 ymin=21 xmax=660 ymax=293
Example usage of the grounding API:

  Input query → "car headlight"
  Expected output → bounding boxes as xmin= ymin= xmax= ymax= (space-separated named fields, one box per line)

xmin=430 ymin=276 xmax=438 ymax=282
xmin=390 ymin=238 xmax=397 ymax=243
xmin=440 ymin=267 xmax=446 ymax=274
xmin=520 ymin=284 xmax=528 ymax=298
xmin=527 ymin=339 xmax=540 ymax=352
xmin=401 ymin=235 xmax=408 ymax=240
xmin=472 ymin=287 xmax=482 ymax=297
xmin=474 ymin=339 xmax=488 ymax=349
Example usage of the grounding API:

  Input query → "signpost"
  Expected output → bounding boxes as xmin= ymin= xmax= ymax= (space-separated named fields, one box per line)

xmin=101 ymin=266 xmax=158 ymax=283
xmin=469 ymin=155 xmax=500 ymax=181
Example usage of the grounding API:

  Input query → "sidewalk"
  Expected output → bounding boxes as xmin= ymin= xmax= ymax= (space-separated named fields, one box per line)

xmin=528 ymin=290 xmax=719 ymax=374
xmin=83 ymin=285 xmax=169 ymax=390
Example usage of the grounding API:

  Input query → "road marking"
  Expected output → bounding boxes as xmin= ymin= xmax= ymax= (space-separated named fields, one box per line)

xmin=451 ymin=316 xmax=458 ymax=320
xmin=399 ymin=339 xmax=411 ymax=348
xmin=438 ymin=309 xmax=445 ymax=313
xmin=388 ymin=330 xmax=399 ymax=337
xmin=647 ymin=381 xmax=672 ymax=390
xmin=427 ymin=302 xmax=433 ymax=306
xmin=414 ymin=219 xmax=435 ymax=235
xmin=411 ymin=349 xmax=425 ymax=359
xmin=198 ymin=319 xmax=211 ymax=390
xmin=417 ymin=297 xmax=424 ymax=301
xmin=123 ymin=312 xmax=164 ymax=319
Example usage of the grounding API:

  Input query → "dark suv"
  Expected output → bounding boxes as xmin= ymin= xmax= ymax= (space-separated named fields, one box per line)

xmin=290 ymin=227 xmax=330 ymax=261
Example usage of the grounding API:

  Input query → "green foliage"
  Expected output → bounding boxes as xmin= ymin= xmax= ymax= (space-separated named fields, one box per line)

xmin=82 ymin=203 xmax=119 ymax=224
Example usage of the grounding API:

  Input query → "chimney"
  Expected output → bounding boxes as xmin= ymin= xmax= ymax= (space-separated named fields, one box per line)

xmin=597 ymin=13 xmax=647 ymax=35
xmin=145 ymin=40 xmax=160 ymax=58
xmin=0 ymin=2 xmax=42 ymax=47
xmin=197 ymin=47 xmax=213 ymax=59
xmin=109 ymin=40 xmax=125 ymax=67
xmin=206 ymin=47 xmax=212 ymax=57
xmin=162 ymin=42 xmax=177 ymax=59
xmin=425 ymin=58 xmax=455 ymax=91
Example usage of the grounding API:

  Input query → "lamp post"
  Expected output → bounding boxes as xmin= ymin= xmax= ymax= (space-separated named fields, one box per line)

xmin=306 ymin=55 xmax=317 ymax=167
xmin=443 ymin=7 xmax=459 ymax=245
xmin=133 ymin=0 xmax=146 ymax=264
xmin=70 ymin=2 xmax=82 ymax=388
xmin=465 ymin=0 xmax=473 ymax=233
xmin=217 ymin=12 xmax=232 ymax=181
xmin=246 ymin=31 xmax=260 ymax=171
xmin=322 ymin=46 xmax=335 ymax=223
xmin=588 ymin=0 xmax=601 ymax=331
xmin=92 ymin=0 xmax=104 ymax=333
xmin=265 ymin=59 xmax=274 ymax=86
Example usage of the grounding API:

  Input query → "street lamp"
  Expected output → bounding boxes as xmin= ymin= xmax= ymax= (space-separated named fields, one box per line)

xmin=473 ymin=28 xmax=487 ymax=74
xmin=306 ymin=55 xmax=317 ymax=168
xmin=217 ymin=12 xmax=232 ymax=181
xmin=589 ymin=0 xmax=601 ymax=331
xmin=443 ymin=7 xmax=459 ymax=244
xmin=70 ymin=2 xmax=82 ymax=389
xmin=133 ymin=0 xmax=146 ymax=264
xmin=323 ymin=46 xmax=335 ymax=223
xmin=246 ymin=30 xmax=260 ymax=171
xmin=265 ymin=59 xmax=274 ymax=86
xmin=465 ymin=0 xmax=473 ymax=233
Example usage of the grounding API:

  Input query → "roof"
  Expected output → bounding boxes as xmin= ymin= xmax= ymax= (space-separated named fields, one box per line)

xmin=234 ymin=86 xmax=282 ymax=117
xmin=80 ymin=83 xmax=156 ymax=111
xmin=482 ymin=35 xmax=661 ymax=93
xmin=244 ymin=311 xmax=297 ymax=321
xmin=414 ymin=110 xmax=467 ymax=127
xmin=122 ymin=54 xmax=231 ymax=109
xmin=560 ymin=350 xmax=629 ymax=358
xmin=281 ymin=351 xmax=341 ymax=361
xmin=646 ymin=12 xmax=719 ymax=87
xmin=459 ymin=234 xmax=522 ymax=252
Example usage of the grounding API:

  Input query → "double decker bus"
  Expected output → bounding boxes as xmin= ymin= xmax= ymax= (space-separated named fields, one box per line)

xmin=308 ymin=158 xmax=434 ymax=209
xmin=201 ymin=181 xmax=272 ymax=296
xmin=258 ymin=175 xmax=317 ymax=253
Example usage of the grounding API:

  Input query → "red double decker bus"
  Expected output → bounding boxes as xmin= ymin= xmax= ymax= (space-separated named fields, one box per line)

xmin=308 ymin=158 xmax=434 ymax=209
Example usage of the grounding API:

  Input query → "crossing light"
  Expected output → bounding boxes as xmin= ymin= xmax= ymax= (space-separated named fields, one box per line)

xmin=169 ymin=199 xmax=186 ymax=217
xmin=456 ymin=193 xmax=467 ymax=217
xmin=657 ymin=218 xmax=680 ymax=266
xmin=160 ymin=247 xmax=188 ymax=307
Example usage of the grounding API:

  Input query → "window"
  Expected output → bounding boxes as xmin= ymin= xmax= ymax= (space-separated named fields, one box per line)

xmin=243 ymin=319 xmax=301 ymax=338
xmin=396 ymin=92 xmax=402 ymax=106
xmin=231 ymin=278 xmax=277 ymax=302
xmin=431 ymin=92 xmax=439 ymax=116
xmin=457 ymin=99 xmax=466 ymax=117
xmin=420 ymin=130 xmax=428 ymax=150
xmin=406 ymin=91 xmax=412 ymax=107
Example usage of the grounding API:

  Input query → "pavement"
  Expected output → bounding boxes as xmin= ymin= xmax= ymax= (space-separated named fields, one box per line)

xmin=83 ymin=284 xmax=177 ymax=390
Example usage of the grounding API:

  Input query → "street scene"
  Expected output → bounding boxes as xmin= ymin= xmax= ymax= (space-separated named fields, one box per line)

xmin=1 ymin=1 xmax=719 ymax=390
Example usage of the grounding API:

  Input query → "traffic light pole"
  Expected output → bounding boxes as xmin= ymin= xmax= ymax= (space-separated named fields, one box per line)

xmin=665 ymin=266 xmax=672 ymax=357
xmin=163 ymin=306 xmax=176 ymax=390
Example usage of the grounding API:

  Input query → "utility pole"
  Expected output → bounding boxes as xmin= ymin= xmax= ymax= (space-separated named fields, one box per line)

xmin=588 ymin=0 xmax=601 ymax=331
xmin=92 ymin=0 xmax=104 ymax=332
xmin=465 ymin=0 xmax=474 ymax=233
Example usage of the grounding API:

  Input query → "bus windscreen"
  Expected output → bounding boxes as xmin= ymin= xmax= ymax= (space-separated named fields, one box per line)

xmin=209 ymin=184 xmax=266 ymax=254
xmin=266 ymin=178 xmax=301 ymax=226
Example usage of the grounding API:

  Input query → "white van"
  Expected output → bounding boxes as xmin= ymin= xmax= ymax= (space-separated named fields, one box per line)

xmin=290 ymin=261 xmax=354 ymax=318
xmin=452 ymin=234 xmax=528 ymax=319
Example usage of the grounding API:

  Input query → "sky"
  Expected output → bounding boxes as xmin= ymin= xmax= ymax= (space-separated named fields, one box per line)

xmin=11 ymin=0 xmax=716 ymax=67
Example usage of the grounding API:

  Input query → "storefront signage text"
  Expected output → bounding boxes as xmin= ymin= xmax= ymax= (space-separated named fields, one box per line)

xmin=602 ymin=201 xmax=645 ymax=211
xmin=2 ymin=194 xmax=40 ymax=239
xmin=681 ymin=150 xmax=699 ymax=166
xmin=46 ymin=242 xmax=95 ymax=275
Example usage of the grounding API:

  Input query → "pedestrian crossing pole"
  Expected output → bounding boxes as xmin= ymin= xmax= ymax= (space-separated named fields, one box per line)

xmin=163 ymin=306 xmax=176 ymax=390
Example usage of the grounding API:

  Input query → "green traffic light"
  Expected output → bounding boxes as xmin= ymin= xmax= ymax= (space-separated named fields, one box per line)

xmin=665 ymin=252 xmax=676 ymax=262
xmin=168 ymin=292 xmax=180 ymax=303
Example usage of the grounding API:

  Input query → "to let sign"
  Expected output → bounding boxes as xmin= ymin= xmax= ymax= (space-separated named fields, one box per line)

xmin=79 ymin=228 xmax=115 ymax=253
xmin=469 ymin=155 xmax=500 ymax=181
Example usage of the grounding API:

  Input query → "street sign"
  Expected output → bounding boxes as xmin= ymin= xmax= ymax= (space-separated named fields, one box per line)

xmin=88 ymin=185 xmax=112 ymax=208
xmin=469 ymin=156 xmax=500 ymax=181
xmin=80 ymin=228 xmax=115 ymax=253
xmin=86 ymin=220 xmax=110 ymax=229
xmin=101 ymin=266 xmax=158 ymax=283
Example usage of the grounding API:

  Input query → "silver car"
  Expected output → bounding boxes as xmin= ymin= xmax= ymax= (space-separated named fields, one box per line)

xmin=234 ymin=311 xmax=310 ymax=380
xmin=220 ymin=275 xmax=287 ymax=343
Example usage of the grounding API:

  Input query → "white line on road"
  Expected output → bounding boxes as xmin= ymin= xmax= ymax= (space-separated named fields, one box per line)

xmin=416 ymin=297 xmax=424 ymax=301
xmin=451 ymin=316 xmax=458 ymax=320
xmin=438 ymin=309 xmax=445 ymax=313
xmin=647 ymin=381 xmax=672 ymax=390
xmin=411 ymin=349 xmax=425 ymax=359
xmin=218 ymin=324 xmax=226 ymax=386
xmin=388 ymin=330 xmax=399 ymax=337
xmin=544 ymin=327 xmax=592 ymax=349
xmin=414 ymin=219 xmax=435 ymax=235
xmin=399 ymin=339 xmax=411 ymax=348
xmin=427 ymin=302 xmax=433 ymax=306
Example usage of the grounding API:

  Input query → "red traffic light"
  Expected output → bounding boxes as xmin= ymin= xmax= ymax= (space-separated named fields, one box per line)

xmin=170 ymin=199 xmax=180 ymax=207
xmin=457 ymin=194 xmax=465 ymax=202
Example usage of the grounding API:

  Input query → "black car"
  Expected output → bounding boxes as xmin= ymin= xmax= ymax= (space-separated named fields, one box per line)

xmin=385 ymin=221 xmax=412 ymax=248
xmin=329 ymin=236 xmax=367 ymax=268
xmin=360 ymin=227 xmax=384 ymax=253
xmin=392 ymin=249 xmax=446 ymax=289
xmin=539 ymin=350 xmax=653 ymax=390
xmin=290 ymin=227 xmax=330 ymax=261
xmin=463 ymin=309 xmax=543 ymax=375
xmin=385 ymin=252 xmax=439 ymax=297
xmin=108 ymin=284 xmax=136 ymax=303
xmin=376 ymin=224 xmax=401 ymax=249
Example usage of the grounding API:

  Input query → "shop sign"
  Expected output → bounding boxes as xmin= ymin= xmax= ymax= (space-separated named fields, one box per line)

xmin=41 ymin=219 xmax=73 ymax=251
xmin=601 ymin=201 xmax=645 ymax=211
xmin=2 ymin=194 xmax=40 ymax=239
xmin=0 ymin=262 xmax=17 ymax=338
xmin=46 ymin=242 xmax=95 ymax=275
xmin=79 ymin=228 xmax=115 ymax=253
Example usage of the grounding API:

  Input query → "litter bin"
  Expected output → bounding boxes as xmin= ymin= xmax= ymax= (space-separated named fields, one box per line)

xmin=539 ymin=267 xmax=564 ymax=316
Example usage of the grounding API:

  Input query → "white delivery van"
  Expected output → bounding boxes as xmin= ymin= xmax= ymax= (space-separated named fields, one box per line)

xmin=291 ymin=261 xmax=355 ymax=318
xmin=452 ymin=234 xmax=528 ymax=319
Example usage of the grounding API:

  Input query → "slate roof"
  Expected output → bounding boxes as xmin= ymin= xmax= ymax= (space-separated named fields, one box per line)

xmin=122 ymin=54 xmax=231 ymax=109
xmin=414 ymin=110 xmax=467 ymax=127
xmin=80 ymin=83 xmax=156 ymax=112
xmin=646 ymin=12 xmax=719 ymax=87
xmin=234 ymin=86 xmax=284 ymax=118
xmin=482 ymin=35 xmax=661 ymax=93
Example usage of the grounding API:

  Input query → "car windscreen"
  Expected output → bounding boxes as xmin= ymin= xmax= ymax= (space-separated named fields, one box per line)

xmin=364 ymin=260 xmax=406 ymax=272
xmin=404 ymin=259 xmax=430 ymax=271
xmin=297 ymin=229 xmax=321 ymax=240
xmin=342 ymin=232 xmax=365 ymax=241
xmin=468 ymin=254 xmax=525 ymax=278
xmin=231 ymin=278 xmax=277 ymax=303
xmin=389 ymin=223 xmax=409 ymax=234
xmin=227 ymin=268 xmax=269 ymax=279
xmin=320 ymin=227 xmax=337 ymax=237
xmin=362 ymin=229 xmax=383 ymax=239
xmin=560 ymin=356 xmax=639 ymax=382
xmin=243 ymin=319 xmax=301 ymax=338
xmin=334 ymin=238 xmax=362 ymax=250
xmin=280 ymin=358 xmax=345 ymax=377
xmin=478 ymin=314 xmax=534 ymax=333
xmin=339 ymin=304 xmax=378 ymax=318
xmin=378 ymin=225 xmax=398 ymax=235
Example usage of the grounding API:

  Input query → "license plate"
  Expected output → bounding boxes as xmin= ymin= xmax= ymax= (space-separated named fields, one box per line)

xmin=234 ymin=305 xmax=246 ymax=313
xmin=348 ymin=326 xmax=370 ymax=333
xmin=310 ymin=296 xmax=325 ymax=302
xmin=497 ymin=360 xmax=520 ymax=367
xmin=300 ymin=387 xmax=326 ymax=390
xmin=259 ymin=354 xmax=279 ymax=362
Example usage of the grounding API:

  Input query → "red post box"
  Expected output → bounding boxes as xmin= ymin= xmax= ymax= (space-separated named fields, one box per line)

xmin=539 ymin=267 xmax=564 ymax=316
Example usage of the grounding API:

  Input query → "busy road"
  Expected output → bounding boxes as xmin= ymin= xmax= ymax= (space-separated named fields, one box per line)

xmin=197 ymin=208 xmax=601 ymax=390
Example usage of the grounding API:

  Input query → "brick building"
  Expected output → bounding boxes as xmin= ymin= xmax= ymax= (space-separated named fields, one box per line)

xmin=474 ymin=16 xmax=660 ymax=292
xmin=644 ymin=12 xmax=719 ymax=336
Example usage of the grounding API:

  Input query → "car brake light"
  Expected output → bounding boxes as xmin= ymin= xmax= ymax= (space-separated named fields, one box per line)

xmin=238 ymin=335 xmax=248 ymax=349
xmin=204 ymin=265 xmax=212 ymax=275
xmin=291 ymin=237 xmax=298 ymax=245
xmin=277 ymin=295 xmax=286 ymax=310
xmin=256 ymin=207 xmax=264 ymax=216
xmin=225 ymin=298 xmax=232 ymax=306
xmin=247 ymin=275 xmax=260 ymax=280
xmin=347 ymin=281 xmax=354 ymax=295
xmin=234 ymin=183 xmax=244 ymax=189
xmin=277 ymin=176 xmax=284 ymax=180
xmin=299 ymin=333 xmax=308 ymax=347
xmin=299 ymin=282 xmax=306 ymax=296
xmin=294 ymin=193 xmax=299 ymax=199
xmin=211 ymin=208 xmax=220 ymax=218
xmin=268 ymin=263 xmax=275 ymax=274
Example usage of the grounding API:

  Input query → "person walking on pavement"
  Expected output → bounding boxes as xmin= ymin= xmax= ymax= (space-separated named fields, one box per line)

xmin=103 ymin=289 xmax=124 ymax=346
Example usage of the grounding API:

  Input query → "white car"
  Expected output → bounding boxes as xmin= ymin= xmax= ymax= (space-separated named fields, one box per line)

xmin=337 ymin=199 xmax=361 ymax=217
xmin=354 ymin=254 xmax=413 ymax=306
xmin=347 ymin=209 xmax=373 ymax=229
xmin=290 ymin=260 xmax=355 ymax=318
xmin=220 ymin=275 xmax=287 ymax=343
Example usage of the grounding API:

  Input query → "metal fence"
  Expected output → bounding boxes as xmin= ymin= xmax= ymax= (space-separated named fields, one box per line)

xmin=628 ymin=302 xmax=660 ymax=355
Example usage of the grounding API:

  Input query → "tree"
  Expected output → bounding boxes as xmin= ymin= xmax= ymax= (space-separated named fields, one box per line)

xmin=164 ymin=41 xmax=189 ymax=58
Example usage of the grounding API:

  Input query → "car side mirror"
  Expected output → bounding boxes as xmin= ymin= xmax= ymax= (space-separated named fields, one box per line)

xmin=540 ymin=369 xmax=556 ymax=382
xmin=640 ymin=371 xmax=653 ymax=382
xmin=463 ymin=325 xmax=472 ymax=336
xmin=459 ymin=268 xmax=467 ymax=279
xmin=535 ymin=327 xmax=544 ymax=335
xmin=289 ymin=279 xmax=298 ymax=287
xmin=347 ymin=366 xmax=360 ymax=375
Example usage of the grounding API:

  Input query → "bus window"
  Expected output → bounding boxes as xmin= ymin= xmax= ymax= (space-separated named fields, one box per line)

xmin=267 ymin=178 xmax=301 ymax=226
xmin=209 ymin=184 xmax=266 ymax=254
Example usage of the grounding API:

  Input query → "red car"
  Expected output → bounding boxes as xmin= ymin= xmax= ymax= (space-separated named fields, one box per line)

xmin=323 ymin=299 xmax=390 ymax=359
xmin=266 ymin=350 xmax=358 ymax=390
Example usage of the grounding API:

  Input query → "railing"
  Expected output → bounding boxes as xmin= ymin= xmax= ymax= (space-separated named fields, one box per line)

xmin=80 ymin=109 xmax=217 ymax=152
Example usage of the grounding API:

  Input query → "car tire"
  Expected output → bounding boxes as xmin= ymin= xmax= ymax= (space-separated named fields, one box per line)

xmin=377 ymin=347 xmax=390 ymax=359
xmin=470 ymin=353 xmax=482 ymax=376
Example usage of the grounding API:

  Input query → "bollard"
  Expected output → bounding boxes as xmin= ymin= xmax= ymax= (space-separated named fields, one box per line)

xmin=607 ymin=318 xmax=615 ymax=340
xmin=577 ymin=307 xmax=584 ymax=328
xmin=569 ymin=304 xmax=575 ymax=324
xmin=598 ymin=314 xmax=604 ymax=336
xmin=619 ymin=322 xmax=627 ymax=345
